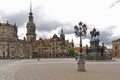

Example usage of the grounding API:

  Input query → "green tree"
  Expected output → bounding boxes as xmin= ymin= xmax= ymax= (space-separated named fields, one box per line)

xmin=69 ymin=48 xmax=79 ymax=57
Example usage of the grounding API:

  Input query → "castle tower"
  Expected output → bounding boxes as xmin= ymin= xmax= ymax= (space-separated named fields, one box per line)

xmin=60 ymin=27 xmax=65 ymax=41
xmin=26 ymin=1 xmax=36 ymax=42
xmin=60 ymin=27 xmax=65 ymax=54
xmin=71 ymin=39 xmax=74 ymax=48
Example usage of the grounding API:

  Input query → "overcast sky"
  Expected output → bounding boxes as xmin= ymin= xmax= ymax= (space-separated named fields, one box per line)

xmin=0 ymin=0 xmax=120 ymax=49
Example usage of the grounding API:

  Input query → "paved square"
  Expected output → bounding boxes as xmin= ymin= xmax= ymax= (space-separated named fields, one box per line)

xmin=13 ymin=58 xmax=120 ymax=80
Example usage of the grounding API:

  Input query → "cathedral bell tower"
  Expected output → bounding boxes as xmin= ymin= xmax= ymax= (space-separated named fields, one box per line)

xmin=26 ymin=2 xmax=36 ymax=42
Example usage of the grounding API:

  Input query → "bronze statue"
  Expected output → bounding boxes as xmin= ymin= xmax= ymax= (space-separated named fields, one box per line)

xmin=90 ymin=28 xmax=100 ymax=41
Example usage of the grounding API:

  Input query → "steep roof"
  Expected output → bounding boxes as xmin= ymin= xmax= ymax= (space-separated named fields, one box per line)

xmin=43 ymin=39 xmax=51 ymax=45
xmin=52 ymin=34 xmax=59 ymax=38
xmin=34 ymin=40 xmax=39 ymax=45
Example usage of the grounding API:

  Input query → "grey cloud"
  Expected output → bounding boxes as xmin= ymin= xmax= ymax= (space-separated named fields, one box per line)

xmin=0 ymin=6 xmax=62 ymax=31
xmin=31 ymin=6 xmax=62 ymax=32
xmin=0 ymin=7 xmax=77 ymax=34
xmin=0 ymin=10 xmax=27 ymax=27
xmin=36 ymin=21 xmax=61 ymax=32
xmin=85 ymin=26 xmax=117 ymax=46
xmin=63 ymin=24 xmax=74 ymax=34
xmin=99 ymin=26 xmax=117 ymax=46
xmin=0 ymin=11 xmax=5 ymax=16
xmin=57 ymin=23 xmax=74 ymax=35
xmin=62 ymin=23 xmax=94 ymax=35
xmin=76 ymin=26 xmax=118 ymax=48
xmin=100 ymin=30 xmax=113 ymax=45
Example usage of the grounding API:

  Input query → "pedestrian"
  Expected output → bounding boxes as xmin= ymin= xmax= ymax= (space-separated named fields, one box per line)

xmin=86 ymin=44 xmax=89 ymax=56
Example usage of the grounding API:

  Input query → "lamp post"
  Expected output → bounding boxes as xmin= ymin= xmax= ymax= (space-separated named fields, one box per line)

xmin=37 ymin=47 xmax=40 ymax=61
xmin=74 ymin=21 xmax=87 ymax=71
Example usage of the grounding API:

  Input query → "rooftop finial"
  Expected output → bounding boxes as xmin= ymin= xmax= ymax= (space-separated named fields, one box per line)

xmin=14 ymin=23 xmax=16 ymax=26
xmin=61 ymin=24 xmax=63 ymax=34
xmin=7 ymin=21 xmax=9 ymax=24
xmin=30 ymin=0 xmax=32 ymax=13
xmin=72 ymin=38 xmax=73 ymax=42
xmin=29 ymin=0 xmax=33 ymax=17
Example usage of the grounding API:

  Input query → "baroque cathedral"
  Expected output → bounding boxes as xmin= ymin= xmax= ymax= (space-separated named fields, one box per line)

xmin=0 ymin=4 xmax=74 ymax=59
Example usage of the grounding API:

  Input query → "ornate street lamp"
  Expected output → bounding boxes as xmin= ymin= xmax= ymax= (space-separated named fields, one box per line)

xmin=74 ymin=21 xmax=87 ymax=71
xmin=74 ymin=21 xmax=87 ymax=57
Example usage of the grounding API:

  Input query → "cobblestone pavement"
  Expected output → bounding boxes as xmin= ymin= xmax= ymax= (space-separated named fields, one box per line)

xmin=13 ymin=58 xmax=120 ymax=80
xmin=0 ymin=59 xmax=25 ymax=80
xmin=0 ymin=58 xmax=120 ymax=80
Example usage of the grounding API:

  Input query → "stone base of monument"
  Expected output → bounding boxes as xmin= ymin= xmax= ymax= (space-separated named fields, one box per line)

xmin=77 ymin=60 xmax=86 ymax=71
xmin=86 ymin=53 xmax=108 ymax=60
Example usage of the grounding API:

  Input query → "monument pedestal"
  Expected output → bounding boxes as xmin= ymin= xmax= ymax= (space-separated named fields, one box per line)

xmin=86 ymin=28 xmax=108 ymax=60
xmin=86 ymin=52 xmax=108 ymax=60
xmin=77 ymin=60 xmax=86 ymax=71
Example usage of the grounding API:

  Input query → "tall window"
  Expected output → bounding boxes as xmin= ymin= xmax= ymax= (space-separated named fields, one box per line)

xmin=115 ymin=46 xmax=118 ymax=50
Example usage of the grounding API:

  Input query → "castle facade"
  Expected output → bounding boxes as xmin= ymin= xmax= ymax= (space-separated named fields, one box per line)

xmin=0 ymin=5 xmax=74 ymax=59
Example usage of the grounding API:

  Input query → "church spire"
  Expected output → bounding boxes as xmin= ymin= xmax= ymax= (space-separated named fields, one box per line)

xmin=29 ymin=0 xmax=33 ymax=22
xmin=30 ymin=0 xmax=32 ymax=13
xmin=61 ymin=24 xmax=63 ymax=34
xmin=71 ymin=38 xmax=74 ymax=48
xmin=26 ymin=0 xmax=36 ymax=42
xmin=60 ymin=25 xmax=65 ymax=41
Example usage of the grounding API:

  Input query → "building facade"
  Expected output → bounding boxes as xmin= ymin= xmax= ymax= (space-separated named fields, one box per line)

xmin=0 ymin=4 xmax=74 ymax=59
xmin=112 ymin=39 xmax=120 ymax=57
xmin=32 ymin=31 xmax=74 ymax=58
xmin=0 ymin=22 xmax=32 ymax=59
